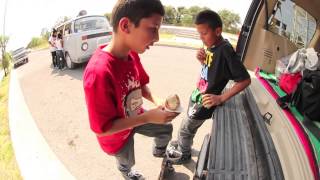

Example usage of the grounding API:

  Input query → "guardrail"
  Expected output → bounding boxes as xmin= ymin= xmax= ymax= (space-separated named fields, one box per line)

xmin=160 ymin=25 xmax=239 ymax=44
xmin=160 ymin=25 xmax=199 ymax=39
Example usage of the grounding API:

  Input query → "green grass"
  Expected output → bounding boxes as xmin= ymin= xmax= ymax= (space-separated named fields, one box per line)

xmin=158 ymin=32 xmax=202 ymax=49
xmin=32 ymin=42 xmax=49 ymax=51
xmin=0 ymin=74 xmax=22 ymax=180
xmin=158 ymin=32 xmax=237 ymax=49
xmin=159 ymin=32 xmax=176 ymax=39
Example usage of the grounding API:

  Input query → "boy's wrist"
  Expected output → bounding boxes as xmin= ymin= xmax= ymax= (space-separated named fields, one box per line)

xmin=140 ymin=112 xmax=149 ymax=124
xmin=219 ymin=94 xmax=227 ymax=104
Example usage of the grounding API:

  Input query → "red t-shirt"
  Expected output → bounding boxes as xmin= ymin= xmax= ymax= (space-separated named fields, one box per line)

xmin=83 ymin=45 xmax=149 ymax=155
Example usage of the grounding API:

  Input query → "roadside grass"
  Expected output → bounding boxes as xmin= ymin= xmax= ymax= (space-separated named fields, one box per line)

xmin=0 ymin=73 xmax=22 ymax=180
xmin=32 ymin=42 xmax=49 ymax=51
xmin=159 ymin=32 xmax=176 ymax=39
xmin=27 ymin=37 xmax=49 ymax=51
xmin=159 ymin=32 xmax=201 ymax=49
xmin=159 ymin=32 xmax=237 ymax=49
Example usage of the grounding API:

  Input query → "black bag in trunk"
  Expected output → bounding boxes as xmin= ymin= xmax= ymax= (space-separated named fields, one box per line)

xmin=292 ymin=69 xmax=320 ymax=122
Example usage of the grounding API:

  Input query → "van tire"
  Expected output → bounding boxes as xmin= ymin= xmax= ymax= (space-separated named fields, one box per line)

xmin=65 ymin=53 xmax=75 ymax=69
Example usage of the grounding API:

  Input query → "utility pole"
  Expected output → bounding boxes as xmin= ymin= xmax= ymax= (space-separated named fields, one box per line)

xmin=1 ymin=0 xmax=9 ymax=76
xmin=1 ymin=0 xmax=8 ymax=55
xmin=3 ymin=0 xmax=8 ymax=37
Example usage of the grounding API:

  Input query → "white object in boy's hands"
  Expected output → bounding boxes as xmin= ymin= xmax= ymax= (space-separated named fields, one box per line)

xmin=165 ymin=94 xmax=183 ymax=113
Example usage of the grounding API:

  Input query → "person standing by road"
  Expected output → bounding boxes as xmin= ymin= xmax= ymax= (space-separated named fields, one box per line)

xmin=83 ymin=0 xmax=178 ymax=179
xmin=55 ymin=33 xmax=66 ymax=70
xmin=48 ymin=29 xmax=57 ymax=68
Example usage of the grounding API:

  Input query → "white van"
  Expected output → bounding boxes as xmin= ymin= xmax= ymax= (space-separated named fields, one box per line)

xmin=56 ymin=15 xmax=112 ymax=69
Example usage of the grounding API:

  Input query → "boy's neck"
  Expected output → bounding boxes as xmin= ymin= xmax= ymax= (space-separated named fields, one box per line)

xmin=103 ymin=37 xmax=130 ymax=61
xmin=212 ymin=36 xmax=223 ymax=47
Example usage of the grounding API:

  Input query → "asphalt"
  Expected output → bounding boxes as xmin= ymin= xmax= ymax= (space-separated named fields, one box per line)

xmin=9 ymin=70 xmax=75 ymax=180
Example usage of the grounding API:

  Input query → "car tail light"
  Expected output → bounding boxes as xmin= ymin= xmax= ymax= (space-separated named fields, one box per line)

xmin=82 ymin=35 xmax=88 ymax=40
xmin=81 ymin=42 xmax=88 ymax=51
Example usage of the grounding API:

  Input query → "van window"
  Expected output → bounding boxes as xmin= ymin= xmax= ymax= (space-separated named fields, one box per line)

xmin=56 ymin=26 xmax=64 ymax=35
xmin=268 ymin=0 xmax=317 ymax=48
xmin=74 ymin=16 xmax=110 ymax=33
xmin=64 ymin=23 xmax=72 ymax=35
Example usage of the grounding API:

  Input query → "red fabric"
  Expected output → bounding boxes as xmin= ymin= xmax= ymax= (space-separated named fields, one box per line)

xmin=279 ymin=72 xmax=302 ymax=94
xmin=83 ymin=45 xmax=149 ymax=155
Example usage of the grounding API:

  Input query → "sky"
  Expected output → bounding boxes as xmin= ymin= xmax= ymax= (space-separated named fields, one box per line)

xmin=0 ymin=0 xmax=252 ymax=51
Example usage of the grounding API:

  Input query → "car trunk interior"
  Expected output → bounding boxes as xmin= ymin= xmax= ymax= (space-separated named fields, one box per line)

xmin=193 ymin=1 xmax=320 ymax=179
xmin=237 ymin=0 xmax=320 ymax=179
xmin=243 ymin=0 xmax=320 ymax=73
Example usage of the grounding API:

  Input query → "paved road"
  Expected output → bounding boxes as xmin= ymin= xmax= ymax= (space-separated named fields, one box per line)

xmin=16 ymin=46 xmax=212 ymax=180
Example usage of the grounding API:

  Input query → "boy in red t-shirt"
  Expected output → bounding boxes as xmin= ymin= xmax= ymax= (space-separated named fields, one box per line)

xmin=83 ymin=0 xmax=178 ymax=179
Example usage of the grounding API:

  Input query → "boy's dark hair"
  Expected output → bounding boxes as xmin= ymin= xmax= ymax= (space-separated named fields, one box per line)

xmin=195 ymin=10 xmax=223 ymax=30
xmin=111 ymin=0 xmax=165 ymax=32
xmin=57 ymin=33 xmax=62 ymax=39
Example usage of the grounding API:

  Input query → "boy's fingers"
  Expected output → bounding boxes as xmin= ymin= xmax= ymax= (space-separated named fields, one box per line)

xmin=165 ymin=112 xmax=179 ymax=120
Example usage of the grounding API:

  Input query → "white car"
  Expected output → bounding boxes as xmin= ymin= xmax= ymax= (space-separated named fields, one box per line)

xmin=55 ymin=15 xmax=113 ymax=69
xmin=12 ymin=47 xmax=29 ymax=68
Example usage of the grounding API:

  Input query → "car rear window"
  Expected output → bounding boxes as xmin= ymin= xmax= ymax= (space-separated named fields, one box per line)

xmin=74 ymin=16 xmax=111 ymax=33
xmin=268 ymin=0 xmax=317 ymax=48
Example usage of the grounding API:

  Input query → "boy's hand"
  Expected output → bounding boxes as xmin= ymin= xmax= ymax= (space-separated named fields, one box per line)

xmin=196 ymin=48 xmax=206 ymax=64
xmin=202 ymin=94 xmax=223 ymax=108
xmin=144 ymin=107 xmax=179 ymax=124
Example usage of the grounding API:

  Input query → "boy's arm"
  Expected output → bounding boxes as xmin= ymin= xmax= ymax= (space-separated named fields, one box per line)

xmin=196 ymin=48 xmax=206 ymax=64
xmin=96 ymin=107 xmax=174 ymax=137
xmin=48 ymin=37 xmax=53 ymax=46
xmin=202 ymin=42 xmax=251 ymax=108
xmin=202 ymin=78 xmax=251 ymax=108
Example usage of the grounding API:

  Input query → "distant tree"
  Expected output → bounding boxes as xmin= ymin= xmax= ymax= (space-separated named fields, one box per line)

xmin=104 ymin=13 xmax=112 ymax=21
xmin=2 ymin=52 xmax=11 ymax=75
xmin=163 ymin=5 xmax=177 ymax=24
xmin=41 ymin=28 xmax=50 ymax=40
xmin=188 ymin=6 xmax=202 ymax=19
xmin=54 ymin=16 xmax=71 ymax=28
xmin=0 ymin=35 xmax=10 ymax=76
xmin=180 ymin=14 xmax=193 ymax=26
xmin=218 ymin=9 xmax=241 ymax=34
xmin=27 ymin=37 xmax=47 ymax=49
xmin=176 ymin=6 xmax=188 ymax=25
xmin=179 ymin=6 xmax=209 ymax=27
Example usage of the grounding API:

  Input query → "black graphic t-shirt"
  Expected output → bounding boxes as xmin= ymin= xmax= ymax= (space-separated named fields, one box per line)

xmin=188 ymin=40 xmax=250 ymax=120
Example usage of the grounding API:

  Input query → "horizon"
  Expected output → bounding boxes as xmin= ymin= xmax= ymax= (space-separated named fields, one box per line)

xmin=0 ymin=0 xmax=252 ymax=51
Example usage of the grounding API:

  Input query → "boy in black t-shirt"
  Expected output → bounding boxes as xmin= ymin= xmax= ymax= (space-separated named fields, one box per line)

xmin=172 ymin=10 xmax=251 ymax=164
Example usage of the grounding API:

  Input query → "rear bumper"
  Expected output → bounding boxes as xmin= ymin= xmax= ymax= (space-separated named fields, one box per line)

xmin=74 ymin=54 xmax=92 ymax=64
xmin=14 ymin=57 xmax=28 ymax=65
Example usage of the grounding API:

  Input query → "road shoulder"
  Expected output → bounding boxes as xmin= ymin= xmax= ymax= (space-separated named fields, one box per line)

xmin=8 ymin=70 xmax=75 ymax=180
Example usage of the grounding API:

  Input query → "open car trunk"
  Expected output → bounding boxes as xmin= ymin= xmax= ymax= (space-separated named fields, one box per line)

xmin=194 ymin=85 xmax=284 ymax=180
xmin=195 ymin=0 xmax=320 ymax=179
xmin=237 ymin=0 xmax=320 ymax=179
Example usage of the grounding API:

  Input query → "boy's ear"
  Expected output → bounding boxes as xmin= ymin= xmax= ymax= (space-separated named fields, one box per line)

xmin=119 ymin=17 xmax=131 ymax=34
xmin=215 ymin=27 xmax=222 ymax=36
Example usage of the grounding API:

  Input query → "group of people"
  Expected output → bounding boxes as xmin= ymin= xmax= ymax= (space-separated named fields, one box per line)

xmin=48 ymin=29 xmax=66 ymax=70
xmin=83 ymin=0 xmax=251 ymax=179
